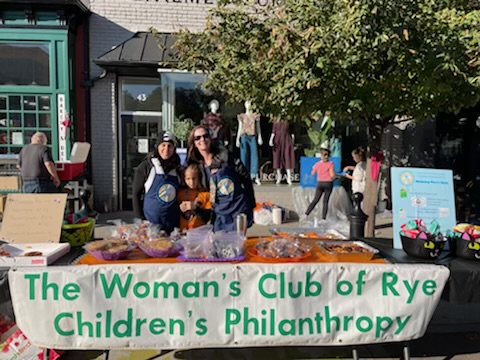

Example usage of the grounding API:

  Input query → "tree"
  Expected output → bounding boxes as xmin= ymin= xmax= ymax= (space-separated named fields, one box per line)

xmin=169 ymin=0 xmax=480 ymax=236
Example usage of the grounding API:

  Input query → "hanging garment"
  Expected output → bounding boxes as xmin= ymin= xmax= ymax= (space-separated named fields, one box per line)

xmin=272 ymin=121 xmax=295 ymax=170
xmin=238 ymin=113 xmax=260 ymax=136
xmin=240 ymin=134 xmax=259 ymax=176
xmin=202 ymin=112 xmax=224 ymax=141
xmin=143 ymin=158 xmax=180 ymax=234
xmin=370 ymin=152 xmax=384 ymax=181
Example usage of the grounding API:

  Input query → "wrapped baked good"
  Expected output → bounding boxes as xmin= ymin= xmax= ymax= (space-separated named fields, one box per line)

xmin=139 ymin=237 xmax=180 ymax=258
xmin=85 ymin=239 xmax=133 ymax=260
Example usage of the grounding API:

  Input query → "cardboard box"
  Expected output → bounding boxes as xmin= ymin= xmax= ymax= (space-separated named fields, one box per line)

xmin=0 ymin=193 xmax=70 ymax=267
xmin=0 ymin=243 xmax=70 ymax=267
xmin=0 ymin=176 xmax=20 ymax=191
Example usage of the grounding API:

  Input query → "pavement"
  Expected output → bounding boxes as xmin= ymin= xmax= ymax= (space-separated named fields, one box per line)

xmin=23 ymin=184 xmax=480 ymax=359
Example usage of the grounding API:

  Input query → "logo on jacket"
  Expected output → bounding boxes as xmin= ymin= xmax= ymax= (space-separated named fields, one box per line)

xmin=217 ymin=178 xmax=234 ymax=196
xmin=158 ymin=183 xmax=176 ymax=203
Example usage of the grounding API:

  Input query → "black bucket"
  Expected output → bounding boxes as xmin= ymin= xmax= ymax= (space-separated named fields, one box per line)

xmin=454 ymin=233 xmax=480 ymax=261
xmin=400 ymin=233 xmax=446 ymax=259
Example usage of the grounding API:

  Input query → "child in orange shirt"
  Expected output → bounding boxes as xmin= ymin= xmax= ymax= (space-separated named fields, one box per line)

xmin=178 ymin=164 xmax=212 ymax=230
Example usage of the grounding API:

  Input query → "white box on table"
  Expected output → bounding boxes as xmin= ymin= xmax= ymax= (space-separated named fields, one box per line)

xmin=0 ymin=193 xmax=69 ymax=267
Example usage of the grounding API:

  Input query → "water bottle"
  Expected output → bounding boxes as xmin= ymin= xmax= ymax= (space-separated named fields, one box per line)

xmin=236 ymin=213 xmax=247 ymax=238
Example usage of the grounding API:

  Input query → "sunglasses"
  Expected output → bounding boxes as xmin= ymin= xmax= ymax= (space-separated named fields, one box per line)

xmin=194 ymin=134 xmax=210 ymax=141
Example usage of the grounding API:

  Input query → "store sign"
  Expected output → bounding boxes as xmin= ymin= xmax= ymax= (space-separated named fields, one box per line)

xmin=57 ymin=94 xmax=67 ymax=161
xmin=9 ymin=263 xmax=448 ymax=349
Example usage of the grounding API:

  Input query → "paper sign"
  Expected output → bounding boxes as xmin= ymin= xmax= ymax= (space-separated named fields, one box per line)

xmin=138 ymin=138 xmax=149 ymax=154
xmin=391 ymin=167 xmax=456 ymax=249
xmin=11 ymin=132 xmax=23 ymax=145
xmin=0 ymin=193 xmax=67 ymax=244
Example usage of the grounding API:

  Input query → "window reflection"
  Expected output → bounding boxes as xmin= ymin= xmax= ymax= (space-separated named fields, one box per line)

xmin=9 ymin=96 xmax=20 ymax=110
xmin=9 ymin=113 xmax=21 ymax=127
xmin=24 ymin=96 xmax=37 ymax=110
xmin=24 ymin=113 xmax=36 ymax=127
xmin=39 ymin=113 xmax=51 ymax=127
xmin=0 ymin=43 xmax=50 ymax=86
xmin=39 ymin=96 xmax=50 ymax=110
xmin=121 ymin=79 xmax=162 ymax=112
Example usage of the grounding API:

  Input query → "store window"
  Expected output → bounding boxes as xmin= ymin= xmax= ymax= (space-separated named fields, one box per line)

xmin=121 ymin=78 xmax=162 ymax=112
xmin=160 ymin=72 xmax=206 ymax=130
xmin=0 ymin=43 xmax=50 ymax=86
xmin=0 ymin=94 xmax=52 ymax=154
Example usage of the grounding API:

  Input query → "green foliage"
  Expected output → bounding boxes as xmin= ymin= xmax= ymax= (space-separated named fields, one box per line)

xmin=164 ymin=0 xmax=480 ymax=147
xmin=304 ymin=115 xmax=333 ymax=156
xmin=173 ymin=116 xmax=194 ymax=147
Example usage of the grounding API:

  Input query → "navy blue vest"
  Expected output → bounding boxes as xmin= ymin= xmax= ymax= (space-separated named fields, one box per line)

xmin=143 ymin=162 xmax=179 ymax=234
xmin=210 ymin=165 xmax=253 ymax=232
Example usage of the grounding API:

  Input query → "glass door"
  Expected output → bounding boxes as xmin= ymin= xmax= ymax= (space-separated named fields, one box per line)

xmin=121 ymin=114 xmax=162 ymax=209
xmin=119 ymin=77 xmax=162 ymax=210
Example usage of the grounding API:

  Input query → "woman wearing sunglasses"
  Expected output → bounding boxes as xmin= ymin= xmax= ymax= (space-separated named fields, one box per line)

xmin=187 ymin=125 xmax=255 ymax=232
xmin=132 ymin=131 xmax=182 ymax=234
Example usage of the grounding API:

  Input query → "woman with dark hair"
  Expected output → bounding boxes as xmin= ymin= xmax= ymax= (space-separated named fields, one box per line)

xmin=187 ymin=125 xmax=255 ymax=232
xmin=132 ymin=131 xmax=182 ymax=234
xmin=344 ymin=146 xmax=367 ymax=195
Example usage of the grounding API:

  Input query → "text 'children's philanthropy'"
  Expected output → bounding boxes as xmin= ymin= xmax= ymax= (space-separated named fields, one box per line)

xmin=52 ymin=306 xmax=411 ymax=339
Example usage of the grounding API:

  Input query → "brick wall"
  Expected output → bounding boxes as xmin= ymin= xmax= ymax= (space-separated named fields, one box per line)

xmin=89 ymin=0 xmax=212 ymax=210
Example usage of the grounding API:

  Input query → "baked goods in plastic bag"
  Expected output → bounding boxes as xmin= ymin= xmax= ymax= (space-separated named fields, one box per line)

xmin=179 ymin=225 xmax=214 ymax=259
xmin=254 ymin=237 xmax=312 ymax=259
xmin=85 ymin=239 xmax=134 ymax=261
xmin=139 ymin=237 xmax=181 ymax=258
xmin=212 ymin=231 xmax=245 ymax=259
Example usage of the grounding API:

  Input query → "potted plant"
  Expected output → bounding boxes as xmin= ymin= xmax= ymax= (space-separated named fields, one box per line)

xmin=173 ymin=116 xmax=194 ymax=148
xmin=304 ymin=112 xmax=333 ymax=157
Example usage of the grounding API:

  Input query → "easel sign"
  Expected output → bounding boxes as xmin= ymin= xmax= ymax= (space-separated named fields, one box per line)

xmin=391 ymin=167 xmax=456 ymax=249
xmin=0 ymin=193 xmax=67 ymax=244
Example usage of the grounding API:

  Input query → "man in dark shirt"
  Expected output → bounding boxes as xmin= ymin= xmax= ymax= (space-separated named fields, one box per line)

xmin=17 ymin=132 xmax=61 ymax=193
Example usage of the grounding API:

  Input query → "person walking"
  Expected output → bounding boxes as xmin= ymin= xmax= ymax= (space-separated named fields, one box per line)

xmin=17 ymin=132 xmax=60 ymax=193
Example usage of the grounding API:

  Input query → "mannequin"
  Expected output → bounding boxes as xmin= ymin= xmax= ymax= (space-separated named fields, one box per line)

xmin=236 ymin=101 xmax=263 ymax=185
xmin=269 ymin=117 xmax=295 ymax=185
xmin=202 ymin=99 xmax=228 ymax=146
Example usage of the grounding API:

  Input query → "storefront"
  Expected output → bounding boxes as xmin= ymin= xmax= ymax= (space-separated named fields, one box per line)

xmin=0 ymin=0 xmax=90 ymax=160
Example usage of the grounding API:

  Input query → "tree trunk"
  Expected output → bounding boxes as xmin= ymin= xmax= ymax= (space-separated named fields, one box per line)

xmin=363 ymin=117 xmax=385 ymax=237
